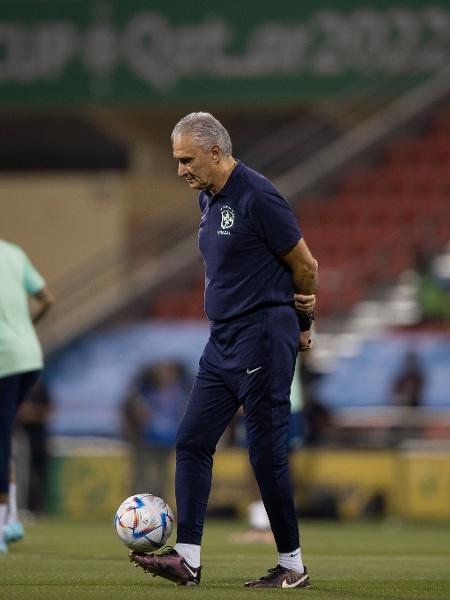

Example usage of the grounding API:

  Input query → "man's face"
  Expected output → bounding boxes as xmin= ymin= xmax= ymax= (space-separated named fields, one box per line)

xmin=173 ymin=134 xmax=218 ymax=191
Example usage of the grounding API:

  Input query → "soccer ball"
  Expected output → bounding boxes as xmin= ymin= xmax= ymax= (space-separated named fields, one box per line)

xmin=114 ymin=493 xmax=174 ymax=552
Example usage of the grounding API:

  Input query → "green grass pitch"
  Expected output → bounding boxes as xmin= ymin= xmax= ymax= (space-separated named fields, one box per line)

xmin=1 ymin=517 xmax=449 ymax=599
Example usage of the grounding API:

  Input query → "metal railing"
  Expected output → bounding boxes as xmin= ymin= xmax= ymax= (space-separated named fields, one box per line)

xmin=275 ymin=65 xmax=450 ymax=198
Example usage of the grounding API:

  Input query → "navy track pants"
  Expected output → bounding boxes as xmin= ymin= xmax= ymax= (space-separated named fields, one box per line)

xmin=175 ymin=305 xmax=300 ymax=553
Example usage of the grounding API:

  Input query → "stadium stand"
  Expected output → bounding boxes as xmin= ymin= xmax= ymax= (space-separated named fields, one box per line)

xmin=317 ymin=335 xmax=450 ymax=409
xmin=45 ymin=324 xmax=450 ymax=438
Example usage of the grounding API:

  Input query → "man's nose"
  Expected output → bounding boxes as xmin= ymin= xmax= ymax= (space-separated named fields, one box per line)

xmin=178 ymin=163 xmax=187 ymax=177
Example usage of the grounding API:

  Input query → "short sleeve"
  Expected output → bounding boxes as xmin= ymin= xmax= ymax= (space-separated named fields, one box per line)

xmin=23 ymin=253 xmax=45 ymax=295
xmin=248 ymin=189 xmax=302 ymax=254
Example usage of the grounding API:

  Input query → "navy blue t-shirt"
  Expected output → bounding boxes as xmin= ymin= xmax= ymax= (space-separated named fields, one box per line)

xmin=198 ymin=161 xmax=302 ymax=322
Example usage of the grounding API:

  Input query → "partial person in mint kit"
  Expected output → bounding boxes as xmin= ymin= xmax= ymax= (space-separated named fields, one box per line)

xmin=129 ymin=112 xmax=318 ymax=588
xmin=0 ymin=239 xmax=54 ymax=554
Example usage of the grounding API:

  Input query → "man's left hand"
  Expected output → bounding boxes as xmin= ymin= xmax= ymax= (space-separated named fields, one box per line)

xmin=299 ymin=330 xmax=313 ymax=355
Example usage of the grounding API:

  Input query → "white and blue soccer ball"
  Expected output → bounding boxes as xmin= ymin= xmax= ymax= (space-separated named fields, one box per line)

xmin=114 ymin=493 xmax=174 ymax=552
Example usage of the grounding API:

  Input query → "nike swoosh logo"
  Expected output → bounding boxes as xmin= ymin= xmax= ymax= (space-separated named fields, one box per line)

xmin=281 ymin=573 xmax=309 ymax=589
xmin=182 ymin=563 xmax=198 ymax=578
xmin=290 ymin=552 xmax=299 ymax=557
xmin=246 ymin=367 xmax=262 ymax=375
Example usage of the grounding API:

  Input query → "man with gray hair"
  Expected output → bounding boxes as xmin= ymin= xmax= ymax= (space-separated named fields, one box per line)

xmin=130 ymin=112 xmax=318 ymax=588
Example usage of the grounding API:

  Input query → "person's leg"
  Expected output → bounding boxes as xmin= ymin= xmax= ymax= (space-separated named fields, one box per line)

xmin=2 ymin=371 xmax=40 ymax=547
xmin=145 ymin=447 xmax=171 ymax=500
xmin=25 ymin=424 xmax=48 ymax=514
xmin=241 ymin=310 xmax=311 ymax=588
xmin=244 ymin=371 xmax=299 ymax=552
xmin=231 ymin=356 xmax=304 ymax=545
xmin=242 ymin=307 xmax=304 ymax=567
xmin=0 ymin=373 xmax=22 ymax=552
xmin=129 ymin=350 xmax=238 ymax=584
xmin=175 ymin=355 xmax=238 ymax=550
xmin=7 ymin=463 xmax=19 ymax=525
xmin=228 ymin=459 xmax=273 ymax=544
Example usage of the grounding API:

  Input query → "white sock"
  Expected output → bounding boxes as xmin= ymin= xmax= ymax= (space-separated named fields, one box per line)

xmin=248 ymin=500 xmax=270 ymax=531
xmin=278 ymin=548 xmax=304 ymax=574
xmin=0 ymin=504 xmax=7 ymax=543
xmin=7 ymin=483 xmax=18 ymax=524
xmin=174 ymin=543 xmax=201 ymax=568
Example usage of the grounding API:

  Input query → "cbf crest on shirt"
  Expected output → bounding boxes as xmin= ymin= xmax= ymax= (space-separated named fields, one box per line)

xmin=220 ymin=205 xmax=234 ymax=231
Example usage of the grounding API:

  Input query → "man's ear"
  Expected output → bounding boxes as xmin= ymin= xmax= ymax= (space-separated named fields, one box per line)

xmin=211 ymin=145 xmax=221 ymax=163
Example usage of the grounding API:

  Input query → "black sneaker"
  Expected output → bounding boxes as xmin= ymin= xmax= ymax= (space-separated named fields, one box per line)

xmin=129 ymin=546 xmax=202 ymax=586
xmin=244 ymin=564 xmax=311 ymax=588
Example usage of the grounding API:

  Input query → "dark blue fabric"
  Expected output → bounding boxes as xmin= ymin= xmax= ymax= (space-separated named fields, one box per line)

xmin=175 ymin=305 xmax=300 ymax=552
xmin=198 ymin=161 xmax=302 ymax=322
xmin=0 ymin=370 xmax=40 ymax=493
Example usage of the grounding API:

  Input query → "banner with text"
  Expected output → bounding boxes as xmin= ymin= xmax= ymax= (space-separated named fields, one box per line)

xmin=0 ymin=0 xmax=449 ymax=105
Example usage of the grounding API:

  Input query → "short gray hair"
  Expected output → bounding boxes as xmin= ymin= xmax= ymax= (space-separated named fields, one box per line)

xmin=171 ymin=112 xmax=232 ymax=157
